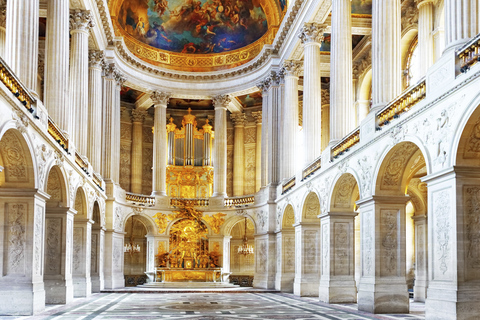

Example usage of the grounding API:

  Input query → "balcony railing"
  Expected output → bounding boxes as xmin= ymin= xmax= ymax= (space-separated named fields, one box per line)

xmin=281 ymin=176 xmax=296 ymax=195
xmin=92 ymin=172 xmax=103 ymax=191
xmin=75 ymin=152 xmax=88 ymax=174
xmin=126 ymin=192 xmax=156 ymax=206
xmin=0 ymin=57 xmax=35 ymax=113
xmin=48 ymin=117 xmax=69 ymax=152
xmin=170 ymin=198 xmax=209 ymax=207
xmin=302 ymin=156 xmax=321 ymax=180
xmin=377 ymin=79 xmax=426 ymax=127
xmin=332 ymin=127 xmax=360 ymax=159
xmin=224 ymin=195 xmax=255 ymax=207
xmin=458 ymin=33 xmax=480 ymax=73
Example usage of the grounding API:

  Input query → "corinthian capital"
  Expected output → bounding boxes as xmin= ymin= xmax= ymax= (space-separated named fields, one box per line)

xmin=88 ymin=50 xmax=105 ymax=68
xmin=70 ymin=9 xmax=95 ymax=32
xmin=0 ymin=1 xmax=6 ymax=29
xmin=251 ymin=111 xmax=262 ymax=124
xmin=230 ymin=113 xmax=246 ymax=127
xmin=151 ymin=91 xmax=171 ymax=106
xmin=131 ymin=108 xmax=148 ymax=123
xmin=114 ymin=72 xmax=126 ymax=86
xmin=298 ymin=23 xmax=326 ymax=45
xmin=282 ymin=60 xmax=302 ymax=77
xmin=212 ymin=95 xmax=231 ymax=109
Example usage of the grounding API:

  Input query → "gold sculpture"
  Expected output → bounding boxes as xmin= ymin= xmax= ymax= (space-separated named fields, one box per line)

xmin=153 ymin=212 xmax=169 ymax=234
xmin=203 ymin=213 xmax=227 ymax=234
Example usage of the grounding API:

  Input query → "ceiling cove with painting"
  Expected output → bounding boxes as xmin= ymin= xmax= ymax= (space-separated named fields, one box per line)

xmin=110 ymin=0 xmax=284 ymax=72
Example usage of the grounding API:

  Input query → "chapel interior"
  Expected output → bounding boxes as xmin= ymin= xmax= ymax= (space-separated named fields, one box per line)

xmin=0 ymin=0 xmax=480 ymax=318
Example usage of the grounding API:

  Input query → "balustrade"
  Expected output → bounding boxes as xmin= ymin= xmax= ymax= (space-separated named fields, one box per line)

xmin=224 ymin=195 xmax=255 ymax=207
xmin=48 ymin=117 xmax=69 ymax=152
xmin=170 ymin=197 xmax=209 ymax=207
xmin=458 ymin=33 xmax=480 ymax=74
xmin=332 ymin=127 xmax=360 ymax=159
xmin=281 ymin=176 xmax=296 ymax=195
xmin=126 ymin=192 xmax=156 ymax=206
xmin=0 ymin=57 xmax=35 ymax=112
xmin=302 ymin=157 xmax=322 ymax=180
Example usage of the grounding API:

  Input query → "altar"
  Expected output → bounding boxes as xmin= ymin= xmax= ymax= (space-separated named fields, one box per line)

xmin=154 ymin=268 xmax=222 ymax=283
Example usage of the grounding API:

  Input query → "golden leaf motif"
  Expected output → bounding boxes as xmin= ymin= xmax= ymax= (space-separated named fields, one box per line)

xmin=153 ymin=212 xmax=169 ymax=234
xmin=203 ymin=213 xmax=227 ymax=234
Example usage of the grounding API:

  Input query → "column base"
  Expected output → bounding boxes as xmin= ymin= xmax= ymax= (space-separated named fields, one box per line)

xmin=293 ymin=277 xmax=319 ymax=297
xmin=413 ymin=279 xmax=427 ymax=302
xmin=73 ymin=276 xmax=92 ymax=297
xmin=426 ymin=285 xmax=480 ymax=320
xmin=319 ymin=279 xmax=357 ymax=303
xmin=44 ymin=279 xmax=74 ymax=304
xmin=151 ymin=191 xmax=167 ymax=197
xmin=358 ymin=280 xmax=409 ymax=314
xmin=275 ymin=272 xmax=294 ymax=292
xmin=0 ymin=281 xmax=45 ymax=315
xmin=91 ymin=275 xmax=104 ymax=293
xmin=104 ymin=273 xmax=125 ymax=289
xmin=253 ymin=273 xmax=275 ymax=289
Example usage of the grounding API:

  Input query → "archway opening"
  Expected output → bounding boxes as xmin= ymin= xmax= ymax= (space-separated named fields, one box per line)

xmin=230 ymin=217 xmax=255 ymax=286
xmin=124 ymin=215 xmax=148 ymax=286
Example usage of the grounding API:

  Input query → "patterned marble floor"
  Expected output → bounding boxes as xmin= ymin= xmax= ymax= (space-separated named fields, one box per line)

xmin=2 ymin=292 xmax=425 ymax=320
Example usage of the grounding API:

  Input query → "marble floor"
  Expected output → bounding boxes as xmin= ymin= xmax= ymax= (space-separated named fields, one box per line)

xmin=1 ymin=292 xmax=425 ymax=320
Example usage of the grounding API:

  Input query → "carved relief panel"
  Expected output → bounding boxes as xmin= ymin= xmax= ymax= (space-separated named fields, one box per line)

xmin=464 ymin=186 xmax=480 ymax=281
xmin=304 ymin=230 xmax=318 ymax=274
xmin=6 ymin=203 xmax=27 ymax=275
xmin=432 ymin=189 xmax=452 ymax=280
xmin=334 ymin=222 xmax=350 ymax=276
xmin=380 ymin=210 xmax=399 ymax=277
xmin=283 ymin=234 xmax=295 ymax=273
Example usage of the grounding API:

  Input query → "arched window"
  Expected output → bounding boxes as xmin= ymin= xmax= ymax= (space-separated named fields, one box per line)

xmin=405 ymin=37 xmax=421 ymax=87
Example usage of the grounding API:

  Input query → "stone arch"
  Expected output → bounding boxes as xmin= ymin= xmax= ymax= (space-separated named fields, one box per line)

xmin=329 ymin=173 xmax=360 ymax=212
xmin=282 ymin=204 xmax=295 ymax=230
xmin=453 ymin=97 xmax=480 ymax=167
xmin=45 ymin=165 xmax=68 ymax=207
xmin=0 ymin=128 xmax=36 ymax=189
xmin=301 ymin=192 xmax=320 ymax=223
xmin=222 ymin=214 xmax=257 ymax=237
xmin=123 ymin=211 xmax=158 ymax=235
xmin=92 ymin=201 xmax=101 ymax=225
xmin=401 ymin=27 xmax=418 ymax=89
xmin=374 ymin=141 xmax=427 ymax=196
xmin=73 ymin=187 xmax=88 ymax=218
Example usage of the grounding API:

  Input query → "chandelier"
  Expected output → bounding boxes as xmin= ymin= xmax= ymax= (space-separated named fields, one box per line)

xmin=238 ymin=217 xmax=254 ymax=256
xmin=124 ymin=216 xmax=141 ymax=255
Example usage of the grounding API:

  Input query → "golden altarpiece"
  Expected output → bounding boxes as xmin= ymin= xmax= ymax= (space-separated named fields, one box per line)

xmin=166 ymin=109 xmax=214 ymax=199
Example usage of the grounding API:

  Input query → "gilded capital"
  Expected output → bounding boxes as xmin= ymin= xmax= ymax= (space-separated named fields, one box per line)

xmin=299 ymin=23 xmax=326 ymax=45
xmin=252 ymin=111 xmax=262 ymax=124
xmin=212 ymin=95 xmax=231 ymax=109
xmin=151 ymin=91 xmax=171 ymax=106
xmin=131 ymin=108 xmax=148 ymax=123
xmin=230 ymin=113 xmax=246 ymax=127
xmin=69 ymin=9 xmax=95 ymax=32
xmin=282 ymin=60 xmax=302 ymax=77
xmin=88 ymin=50 xmax=105 ymax=68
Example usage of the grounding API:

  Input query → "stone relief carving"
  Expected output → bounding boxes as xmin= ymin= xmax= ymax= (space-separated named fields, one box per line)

xmin=433 ymin=109 xmax=450 ymax=167
xmin=35 ymin=144 xmax=53 ymax=189
xmin=34 ymin=206 xmax=44 ymax=276
xmin=91 ymin=233 xmax=98 ymax=274
xmin=68 ymin=170 xmax=77 ymax=207
xmin=357 ymin=155 xmax=373 ymax=198
xmin=256 ymin=241 xmax=267 ymax=273
xmin=73 ymin=228 xmax=82 ymax=273
xmin=303 ymin=193 xmax=320 ymax=219
xmin=363 ymin=210 xmax=373 ymax=276
xmin=318 ymin=176 xmax=331 ymax=215
xmin=334 ymin=222 xmax=349 ymax=275
xmin=119 ymin=143 xmax=131 ymax=191
xmin=66 ymin=219 xmax=73 ymax=274
xmin=434 ymin=189 xmax=450 ymax=275
xmin=353 ymin=50 xmax=371 ymax=79
xmin=284 ymin=235 xmax=295 ymax=272
xmin=382 ymin=142 xmax=417 ymax=188
xmin=276 ymin=206 xmax=282 ymax=230
xmin=244 ymin=146 xmax=256 ymax=195
xmin=305 ymin=230 xmax=317 ymax=274
xmin=7 ymin=203 xmax=26 ymax=274
xmin=334 ymin=174 xmax=357 ymax=209
xmin=46 ymin=218 xmax=61 ymax=274
xmin=245 ymin=127 xmax=256 ymax=144
xmin=256 ymin=210 xmax=267 ymax=232
xmin=464 ymin=186 xmax=480 ymax=271
xmin=114 ymin=207 xmax=124 ymax=232
xmin=322 ymin=225 xmax=328 ymax=275
xmin=282 ymin=206 xmax=295 ymax=229
xmin=467 ymin=117 xmax=480 ymax=153
xmin=0 ymin=131 xmax=28 ymax=182
xmin=113 ymin=239 xmax=122 ymax=273
xmin=390 ymin=126 xmax=406 ymax=146
xmin=401 ymin=0 xmax=418 ymax=30
xmin=120 ymin=123 xmax=132 ymax=140
xmin=12 ymin=110 xmax=29 ymax=134
xmin=47 ymin=169 xmax=62 ymax=201
xmin=381 ymin=211 xmax=398 ymax=275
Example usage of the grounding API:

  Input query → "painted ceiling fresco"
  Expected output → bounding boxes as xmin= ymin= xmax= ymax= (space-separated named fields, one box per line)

xmin=320 ymin=34 xmax=365 ymax=52
xmin=351 ymin=0 xmax=372 ymax=15
xmin=117 ymin=0 xmax=269 ymax=54
xmin=236 ymin=91 xmax=262 ymax=108
xmin=120 ymin=86 xmax=145 ymax=103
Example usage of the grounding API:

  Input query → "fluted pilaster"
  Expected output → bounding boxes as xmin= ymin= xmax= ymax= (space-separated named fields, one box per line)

xmin=70 ymin=10 xmax=94 ymax=156
xmin=88 ymin=51 xmax=105 ymax=171
xmin=331 ymin=0 xmax=354 ymax=142
xmin=5 ymin=0 xmax=38 ymax=92
xmin=282 ymin=60 xmax=301 ymax=179
xmin=444 ymin=0 xmax=479 ymax=51
xmin=257 ymin=81 xmax=269 ymax=188
xmin=252 ymin=111 xmax=262 ymax=192
xmin=44 ymin=0 xmax=70 ymax=131
xmin=299 ymin=23 xmax=325 ymax=164
xmin=212 ymin=95 xmax=230 ymax=197
xmin=371 ymin=0 xmax=401 ymax=111
xmin=416 ymin=0 xmax=434 ymax=77
xmin=131 ymin=108 xmax=147 ymax=194
xmin=151 ymin=91 xmax=170 ymax=196
xmin=231 ymin=113 xmax=246 ymax=196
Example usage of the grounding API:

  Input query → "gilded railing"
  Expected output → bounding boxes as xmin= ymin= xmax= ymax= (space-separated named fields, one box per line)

xmin=281 ymin=176 xmax=296 ymax=195
xmin=75 ymin=152 xmax=88 ymax=173
xmin=126 ymin=192 xmax=156 ymax=206
xmin=0 ymin=57 xmax=35 ymax=112
xmin=47 ymin=117 xmax=69 ymax=152
xmin=458 ymin=33 xmax=480 ymax=73
xmin=92 ymin=172 xmax=103 ymax=190
xmin=224 ymin=195 xmax=255 ymax=207
xmin=377 ymin=79 xmax=426 ymax=127
xmin=332 ymin=127 xmax=360 ymax=158
xmin=302 ymin=157 xmax=321 ymax=180
xmin=170 ymin=198 xmax=209 ymax=207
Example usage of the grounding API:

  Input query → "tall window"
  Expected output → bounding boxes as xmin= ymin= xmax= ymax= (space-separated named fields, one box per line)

xmin=406 ymin=37 xmax=421 ymax=87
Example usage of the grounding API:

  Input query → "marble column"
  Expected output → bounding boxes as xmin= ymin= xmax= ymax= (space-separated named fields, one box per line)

xmin=444 ymin=0 xmax=479 ymax=51
xmin=275 ymin=230 xmax=295 ymax=292
xmin=69 ymin=10 xmax=94 ymax=156
xmin=103 ymin=229 xmax=125 ymax=289
xmin=293 ymin=222 xmax=320 ymax=296
xmin=282 ymin=61 xmax=301 ymax=180
xmin=0 ymin=2 xmax=6 ymax=58
xmin=253 ymin=233 xmax=277 ymax=289
xmin=87 ymin=50 xmax=105 ymax=172
xmin=330 ymin=0 xmax=354 ymax=142
xmin=371 ymin=0 xmax=401 ymax=112
xmin=72 ymin=218 xmax=93 ymax=297
xmin=101 ymin=64 xmax=125 ymax=184
xmin=5 ymin=0 xmax=39 ymax=93
xmin=151 ymin=91 xmax=170 ymax=196
xmin=44 ymin=0 xmax=70 ymax=131
xmin=416 ymin=0 xmax=434 ymax=77
xmin=321 ymin=90 xmax=330 ymax=151
xmin=44 ymin=208 xmax=76 ymax=304
xmin=412 ymin=215 xmax=428 ymax=302
xmin=318 ymin=212 xmax=357 ymax=303
xmin=252 ymin=111 xmax=262 ymax=192
xmin=256 ymin=82 xmax=269 ymax=188
xmin=131 ymin=108 xmax=147 ymax=194
xmin=266 ymin=72 xmax=282 ymax=187
xmin=356 ymin=195 xmax=410 ymax=313
xmin=231 ymin=113 xmax=246 ymax=196
xmin=90 ymin=226 xmax=105 ymax=292
xmin=212 ymin=95 xmax=230 ymax=197
xmin=299 ymin=23 xmax=325 ymax=164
